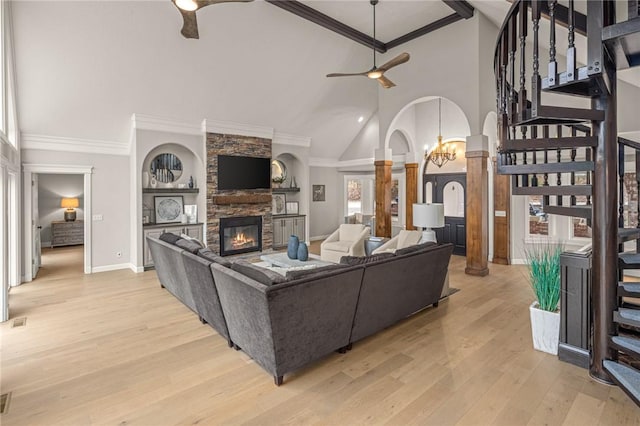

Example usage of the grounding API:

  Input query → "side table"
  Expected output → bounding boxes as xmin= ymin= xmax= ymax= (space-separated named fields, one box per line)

xmin=364 ymin=237 xmax=389 ymax=256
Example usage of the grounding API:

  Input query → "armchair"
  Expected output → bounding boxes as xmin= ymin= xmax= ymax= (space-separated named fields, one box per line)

xmin=321 ymin=224 xmax=370 ymax=263
xmin=371 ymin=229 xmax=422 ymax=255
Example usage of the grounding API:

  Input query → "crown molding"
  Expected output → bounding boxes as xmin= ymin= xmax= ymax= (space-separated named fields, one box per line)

xmin=22 ymin=163 xmax=94 ymax=174
xmin=131 ymin=113 xmax=202 ymax=136
xmin=309 ymin=154 xmax=408 ymax=168
xmin=203 ymin=119 xmax=274 ymax=140
xmin=22 ymin=134 xmax=129 ymax=156
xmin=273 ymin=132 xmax=311 ymax=148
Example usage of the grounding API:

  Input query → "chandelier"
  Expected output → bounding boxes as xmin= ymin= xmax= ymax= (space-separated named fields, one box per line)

xmin=425 ymin=97 xmax=456 ymax=168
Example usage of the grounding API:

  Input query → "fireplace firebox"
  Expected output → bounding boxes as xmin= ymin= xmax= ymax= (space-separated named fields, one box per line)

xmin=219 ymin=216 xmax=262 ymax=256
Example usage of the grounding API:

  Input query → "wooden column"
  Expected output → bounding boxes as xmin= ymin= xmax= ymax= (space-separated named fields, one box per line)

xmin=375 ymin=160 xmax=392 ymax=238
xmin=493 ymin=159 xmax=511 ymax=265
xmin=405 ymin=163 xmax=419 ymax=230
xmin=465 ymin=151 xmax=489 ymax=276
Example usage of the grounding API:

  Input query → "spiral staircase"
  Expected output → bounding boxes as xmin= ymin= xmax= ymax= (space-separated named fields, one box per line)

xmin=494 ymin=0 xmax=640 ymax=405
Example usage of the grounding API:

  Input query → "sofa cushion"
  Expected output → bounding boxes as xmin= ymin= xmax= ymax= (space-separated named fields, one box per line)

xmin=322 ymin=240 xmax=354 ymax=253
xmin=180 ymin=233 xmax=205 ymax=249
xmin=339 ymin=252 xmax=395 ymax=266
xmin=231 ymin=259 xmax=287 ymax=286
xmin=396 ymin=230 xmax=422 ymax=249
xmin=339 ymin=224 xmax=365 ymax=242
xmin=159 ymin=232 xmax=181 ymax=245
xmin=395 ymin=241 xmax=437 ymax=256
xmin=285 ymin=263 xmax=348 ymax=281
xmin=197 ymin=248 xmax=232 ymax=268
xmin=175 ymin=238 xmax=202 ymax=254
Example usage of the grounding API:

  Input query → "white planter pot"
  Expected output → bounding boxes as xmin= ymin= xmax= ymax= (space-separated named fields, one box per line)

xmin=529 ymin=301 xmax=560 ymax=355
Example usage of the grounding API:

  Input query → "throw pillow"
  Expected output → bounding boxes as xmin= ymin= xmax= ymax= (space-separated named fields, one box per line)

xmin=339 ymin=252 xmax=395 ymax=266
xmin=197 ymin=248 xmax=232 ymax=268
xmin=159 ymin=232 xmax=181 ymax=245
xmin=231 ymin=259 xmax=287 ymax=286
xmin=395 ymin=241 xmax=437 ymax=256
xmin=285 ymin=263 xmax=347 ymax=281
xmin=180 ymin=233 xmax=205 ymax=249
xmin=175 ymin=238 xmax=202 ymax=254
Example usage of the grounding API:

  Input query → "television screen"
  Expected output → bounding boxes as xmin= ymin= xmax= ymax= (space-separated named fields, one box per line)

xmin=217 ymin=155 xmax=271 ymax=190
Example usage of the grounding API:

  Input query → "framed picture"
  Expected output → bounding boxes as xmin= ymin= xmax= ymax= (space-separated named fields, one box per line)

xmin=184 ymin=204 xmax=198 ymax=223
xmin=154 ymin=196 xmax=184 ymax=224
xmin=286 ymin=201 xmax=299 ymax=215
xmin=313 ymin=184 xmax=325 ymax=202
xmin=272 ymin=193 xmax=286 ymax=215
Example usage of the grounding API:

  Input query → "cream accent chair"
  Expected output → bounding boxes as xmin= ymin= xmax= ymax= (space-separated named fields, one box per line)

xmin=321 ymin=224 xmax=370 ymax=263
xmin=371 ymin=229 xmax=422 ymax=255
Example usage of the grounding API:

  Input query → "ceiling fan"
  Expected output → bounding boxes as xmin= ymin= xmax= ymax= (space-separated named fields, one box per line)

xmin=172 ymin=0 xmax=254 ymax=39
xmin=326 ymin=0 xmax=410 ymax=89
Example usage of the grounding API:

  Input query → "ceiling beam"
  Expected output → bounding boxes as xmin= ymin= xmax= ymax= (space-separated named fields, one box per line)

xmin=265 ymin=0 xmax=387 ymax=53
xmin=442 ymin=0 xmax=474 ymax=19
xmin=386 ymin=13 xmax=463 ymax=50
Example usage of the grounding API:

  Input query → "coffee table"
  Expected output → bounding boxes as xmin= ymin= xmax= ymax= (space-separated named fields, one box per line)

xmin=259 ymin=252 xmax=333 ymax=269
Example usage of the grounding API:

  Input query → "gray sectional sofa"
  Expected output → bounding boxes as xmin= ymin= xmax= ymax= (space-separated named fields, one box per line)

xmin=147 ymin=234 xmax=453 ymax=386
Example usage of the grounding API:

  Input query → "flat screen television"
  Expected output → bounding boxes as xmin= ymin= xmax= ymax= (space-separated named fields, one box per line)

xmin=217 ymin=155 xmax=271 ymax=190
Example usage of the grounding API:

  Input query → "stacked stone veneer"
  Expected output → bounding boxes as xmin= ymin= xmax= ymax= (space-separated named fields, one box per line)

xmin=206 ymin=133 xmax=272 ymax=254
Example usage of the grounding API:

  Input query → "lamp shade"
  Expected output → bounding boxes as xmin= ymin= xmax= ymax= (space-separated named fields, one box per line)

xmin=412 ymin=203 xmax=444 ymax=228
xmin=61 ymin=198 xmax=79 ymax=209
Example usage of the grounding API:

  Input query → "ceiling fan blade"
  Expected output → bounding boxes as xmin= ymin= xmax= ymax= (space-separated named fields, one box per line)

xmin=326 ymin=72 xmax=368 ymax=78
xmin=198 ymin=0 xmax=254 ymax=6
xmin=179 ymin=9 xmax=200 ymax=39
xmin=377 ymin=52 xmax=410 ymax=73
xmin=377 ymin=75 xmax=396 ymax=89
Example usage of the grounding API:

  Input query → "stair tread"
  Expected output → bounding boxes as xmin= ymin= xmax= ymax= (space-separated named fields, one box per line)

xmin=615 ymin=308 xmax=640 ymax=328
xmin=602 ymin=17 xmax=640 ymax=69
xmin=516 ymin=105 xmax=605 ymax=126
xmin=619 ymin=228 xmax=640 ymax=244
xmin=603 ymin=360 xmax=640 ymax=406
xmin=502 ymin=136 xmax=597 ymax=152
xmin=620 ymin=253 xmax=640 ymax=268
xmin=541 ymin=67 xmax=603 ymax=97
xmin=611 ymin=335 xmax=640 ymax=358
xmin=512 ymin=186 xmax=592 ymax=196
xmin=543 ymin=205 xmax=591 ymax=219
xmin=619 ymin=282 xmax=640 ymax=297
xmin=498 ymin=161 xmax=594 ymax=175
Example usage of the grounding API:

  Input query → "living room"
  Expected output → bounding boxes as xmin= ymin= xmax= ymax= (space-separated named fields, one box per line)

xmin=2 ymin=0 xmax=640 ymax=423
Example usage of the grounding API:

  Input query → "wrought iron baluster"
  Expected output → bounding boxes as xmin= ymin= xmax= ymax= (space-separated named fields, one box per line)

xmin=508 ymin=18 xmax=517 ymax=125
xmin=619 ymin=142 xmax=625 ymax=228
xmin=543 ymin=125 xmax=549 ymax=207
xmin=522 ymin=126 xmax=529 ymax=187
xmin=518 ymin=1 xmax=528 ymax=118
xmin=557 ymin=125 xmax=562 ymax=206
xmin=548 ymin=0 xmax=558 ymax=86
xmin=531 ymin=126 xmax=539 ymax=187
xmin=531 ymin=0 xmax=541 ymax=115
xmin=567 ymin=0 xmax=576 ymax=81
xmin=570 ymin=126 xmax=577 ymax=206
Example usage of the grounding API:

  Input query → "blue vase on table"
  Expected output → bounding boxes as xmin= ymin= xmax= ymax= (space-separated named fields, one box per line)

xmin=297 ymin=242 xmax=309 ymax=261
xmin=287 ymin=235 xmax=299 ymax=259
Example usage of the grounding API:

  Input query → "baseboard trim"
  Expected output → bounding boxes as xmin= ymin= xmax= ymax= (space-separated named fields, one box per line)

xmin=92 ymin=263 xmax=133 ymax=273
xmin=130 ymin=264 xmax=144 ymax=273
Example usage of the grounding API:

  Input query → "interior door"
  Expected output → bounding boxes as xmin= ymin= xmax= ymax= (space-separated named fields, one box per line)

xmin=424 ymin=173 xmax=467 ymax=256
xmin=32 ymin=174 xmax=41 ymax=278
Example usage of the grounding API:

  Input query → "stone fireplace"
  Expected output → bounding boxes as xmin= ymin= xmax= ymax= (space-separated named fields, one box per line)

xmin=219 ymin=216 xmax=262 ymax=256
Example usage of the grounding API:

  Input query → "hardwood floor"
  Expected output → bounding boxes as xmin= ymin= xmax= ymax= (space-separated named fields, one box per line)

xmin=1 ymin=246 xmax=639 ymax=425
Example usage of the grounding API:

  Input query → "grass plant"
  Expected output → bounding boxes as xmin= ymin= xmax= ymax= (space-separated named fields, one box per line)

xmin=524 ymin=242 xmax=563 ymax=312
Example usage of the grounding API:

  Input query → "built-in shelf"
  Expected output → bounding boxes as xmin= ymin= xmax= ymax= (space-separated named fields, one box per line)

xmin=272 ymin=187 xmax=300 ymax=193
xmin=143 ymin=188 xmax=199 ymax=194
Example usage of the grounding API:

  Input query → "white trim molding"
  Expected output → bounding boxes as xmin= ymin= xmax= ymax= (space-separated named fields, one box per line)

xmin=202 ymin=118 xmax=274 ymax=140
xmin=273 ymin=132 xmax=311 ymax=148
xmin=23 ymin=164 xmax=93 ymax=174
xmin=22 ymin=134 xmax=129 ymax=156
xmin=132 ymin=113 xmax=202 ymax=136
xmin=309 ymin=154 xmax=407 ymax=168
xmin=92 ymin=263 xmax=135 ymax=274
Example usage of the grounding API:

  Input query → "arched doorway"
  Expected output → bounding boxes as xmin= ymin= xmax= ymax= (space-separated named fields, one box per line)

xmin=424 ymin=173 xmax=467 ymax=255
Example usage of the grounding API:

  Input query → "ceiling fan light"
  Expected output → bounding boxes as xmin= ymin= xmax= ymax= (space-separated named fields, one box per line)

xmin=367 ymin=70 xmax=383 ymax=79
xmin=176 ymin=0 xmax=198 ymax=11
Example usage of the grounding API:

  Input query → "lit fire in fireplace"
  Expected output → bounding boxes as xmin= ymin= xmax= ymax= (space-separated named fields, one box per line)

xmin=231 ymin=232 xmax=255 ymax=249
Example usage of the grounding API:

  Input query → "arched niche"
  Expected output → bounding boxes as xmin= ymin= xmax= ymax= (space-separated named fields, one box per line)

xmin=389 ymin=129 xmax=411 ymax=155
xmin=142 ymin=142 xmax=203 ymax=189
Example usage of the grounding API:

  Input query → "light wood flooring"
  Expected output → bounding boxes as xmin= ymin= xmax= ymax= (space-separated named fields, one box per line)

xmin=1 ymin=245 xmax=639 ymax=425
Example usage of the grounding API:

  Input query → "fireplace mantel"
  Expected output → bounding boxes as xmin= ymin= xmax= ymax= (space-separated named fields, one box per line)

xmin=211 ymin=194 xmax=272 ymax=205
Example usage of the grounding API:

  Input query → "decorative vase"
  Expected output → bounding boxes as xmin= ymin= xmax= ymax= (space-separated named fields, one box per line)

xmin=150 ymin=174 xmax=157 ymax=189
xmin=287 ymin=235 xmax=299 ymax=259
xmin=529 ymin=301 xmax=560 ymax=355
xmin=290 ymin=176 xmax=297 ymax=188
xmin=297 ymin=242 xmax=308 ymax=261
xmin=142 ymin=171 xmax=150 ymax=188
xmin=188 ymin=175 xmax=194 ymax=189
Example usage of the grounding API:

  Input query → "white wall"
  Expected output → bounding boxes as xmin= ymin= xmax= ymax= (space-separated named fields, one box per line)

xmin=339 ymin=114 xmax=379 ymax=161
xmin=37 ymin=173 xmax=84 ymax=245
xmin=22 ymin=149 xmax=130 ymax=270
xmin=309 ymin=166 xmax=341 ymax=239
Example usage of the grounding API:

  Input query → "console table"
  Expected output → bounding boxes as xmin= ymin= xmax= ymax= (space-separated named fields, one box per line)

xmin=51 ymin=220 xmax=84 ymax=247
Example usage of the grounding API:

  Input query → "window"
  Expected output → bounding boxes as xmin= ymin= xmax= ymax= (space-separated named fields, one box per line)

xmin=0 ymin=0 xmax=5 ymax=135
xmin=528 ymin=194 xmax=549 ymax=236
xmin=347 ymin=179 xmax=363 ymax=216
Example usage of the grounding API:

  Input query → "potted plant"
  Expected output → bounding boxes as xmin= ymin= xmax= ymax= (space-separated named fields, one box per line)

xmin=272 ymin=175 xmax=286 ymax=188
xmin=524 ymin=242 xmax=563 ymax=355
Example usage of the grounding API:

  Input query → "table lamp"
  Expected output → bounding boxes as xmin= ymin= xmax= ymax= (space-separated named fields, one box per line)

xmin=61 ymin=197 xmax=79 ymax=221
xmin=412 ymin=203 xmax=444 ymax=243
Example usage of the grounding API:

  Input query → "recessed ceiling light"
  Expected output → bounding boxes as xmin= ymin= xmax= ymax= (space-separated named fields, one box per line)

xmin=358 ymin=116 xmax=364 ymax=123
